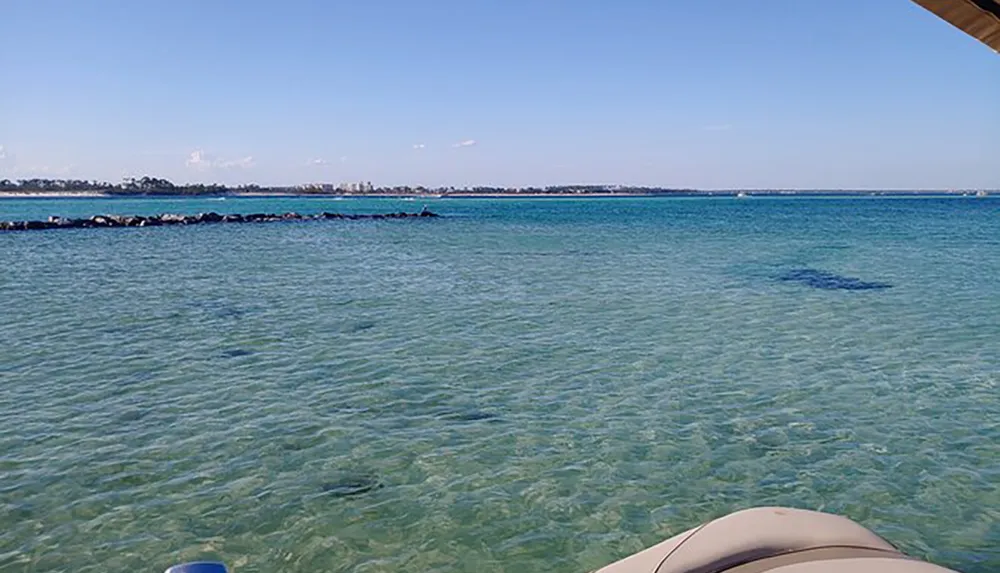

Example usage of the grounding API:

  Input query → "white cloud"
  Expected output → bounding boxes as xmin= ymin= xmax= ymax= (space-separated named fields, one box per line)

xmin=185 ymin=150 xmax=254 ymax=170
xmin=0 ymin=147 xmax=75 ymax=175
xmin=185 ymin=150 xmax=212 ymax=169
xmin=339 ymin=156 xmax=348 ymax=162
xmin=703 ymin=124 xmax=733 ymax=131
xmin=310 ymin=158 xmax=330 ymax=166
xmin=219 ymin=156 xmax=255 ymax=169
xmin=10 ymin=164 xmax=75 ymax=176
xmin=452 ymin=139 xmax=477 ymax=148
xmin=412 ymin=143 xmax=426 ymax=149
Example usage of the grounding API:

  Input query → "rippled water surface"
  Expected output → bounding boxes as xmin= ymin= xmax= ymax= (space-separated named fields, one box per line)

xmin=1 ymin=196 xmax=998 ymax=573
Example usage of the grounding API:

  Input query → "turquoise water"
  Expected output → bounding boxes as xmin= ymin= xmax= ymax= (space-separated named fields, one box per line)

xmin=1 ymin=196 xmax=998 ymax=573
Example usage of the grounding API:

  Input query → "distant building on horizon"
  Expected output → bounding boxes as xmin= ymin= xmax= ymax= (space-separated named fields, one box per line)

xmin=336 ymin=181 xmax=374 ymax=193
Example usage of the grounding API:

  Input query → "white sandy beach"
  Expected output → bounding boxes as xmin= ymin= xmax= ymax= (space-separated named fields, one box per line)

xmin=0 ymin=192 xmax=110 ymax=198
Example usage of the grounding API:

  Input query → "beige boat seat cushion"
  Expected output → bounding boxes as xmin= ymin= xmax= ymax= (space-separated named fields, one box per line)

xmin=595 ymin=507 xmax=959 ymax=573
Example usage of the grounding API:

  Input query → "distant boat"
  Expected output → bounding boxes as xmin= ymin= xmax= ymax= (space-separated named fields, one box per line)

xmin=736 ymin=191 xmax=749 ymax=199
xmin=976 ymin=190 xmax=988 ymax=198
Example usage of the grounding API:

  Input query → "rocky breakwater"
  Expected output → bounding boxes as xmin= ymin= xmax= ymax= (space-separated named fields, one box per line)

xmin=0 ymin=208 xmax=439 ymax=232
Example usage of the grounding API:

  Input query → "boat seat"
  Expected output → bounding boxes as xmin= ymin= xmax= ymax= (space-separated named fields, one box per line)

xmin=595 ymin=507 xmax=959 ymax=573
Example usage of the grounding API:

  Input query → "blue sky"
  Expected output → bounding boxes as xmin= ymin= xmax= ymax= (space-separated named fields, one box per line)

xmin=1 ymin=0 xmax=996 ymax=189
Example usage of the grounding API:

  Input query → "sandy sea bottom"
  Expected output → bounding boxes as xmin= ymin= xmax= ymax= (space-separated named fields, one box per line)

xmin=1 ymin=196 xmax=998 ymax=573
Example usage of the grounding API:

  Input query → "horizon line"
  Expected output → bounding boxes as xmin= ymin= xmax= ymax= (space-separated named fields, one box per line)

xmin=0 ymin=177 xmax=993 ymax=194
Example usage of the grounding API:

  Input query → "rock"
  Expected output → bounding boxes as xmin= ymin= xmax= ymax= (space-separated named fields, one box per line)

xmin=779 ymin=268 xmax=892 ymax=291
xmin=219 ymin=348 xmax=254 ymax=358
xmin=159 ymin=214 xmax=186 ymax=224
xmin=347 ymin=320 xmax=377 ymax=333
xmin=437 ymin=409 xmax=501 ymax=422
xmin=320 ymin=475 xmax=383 ymax=498
xmin=48 ymin=217 xmax=76 ymax=227
xmin=2 ymin=210 xmax=436 ymax=232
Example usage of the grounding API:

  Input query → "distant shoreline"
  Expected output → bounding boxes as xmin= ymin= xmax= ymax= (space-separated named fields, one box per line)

xmin=0 ymin=191 xmax=112 ymax=198
xmin=0 ymin=190 xmax=992 ymax=199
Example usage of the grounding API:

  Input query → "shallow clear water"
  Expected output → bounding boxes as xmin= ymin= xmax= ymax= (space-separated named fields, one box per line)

xmin=1 ymin=196 xmax=998 ymax=573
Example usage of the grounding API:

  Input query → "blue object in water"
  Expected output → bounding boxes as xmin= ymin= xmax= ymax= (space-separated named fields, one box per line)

xmin=165 ymin=563 xmax=228 ymax=573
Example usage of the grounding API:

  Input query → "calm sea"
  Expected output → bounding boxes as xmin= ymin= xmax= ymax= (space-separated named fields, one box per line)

xmin=1 ymin=196 xmax=998 ymax=573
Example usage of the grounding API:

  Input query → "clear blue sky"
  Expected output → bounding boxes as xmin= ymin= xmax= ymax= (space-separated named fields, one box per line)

xmin=1 ymin=0 xmax=997 ymax=189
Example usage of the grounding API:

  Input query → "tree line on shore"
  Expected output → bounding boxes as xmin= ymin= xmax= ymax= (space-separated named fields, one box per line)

xmin=0 ymin=177 xmax=696 ymax=196
xmin=0 ymin=177 xmax=270 ymax=195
